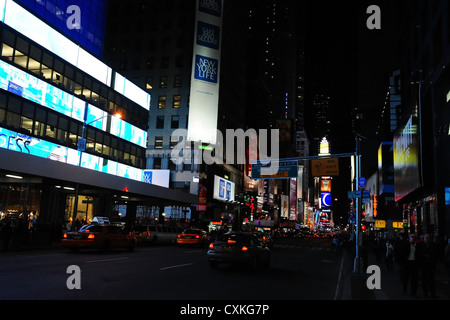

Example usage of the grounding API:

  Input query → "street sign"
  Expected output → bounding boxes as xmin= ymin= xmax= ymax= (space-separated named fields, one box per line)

xmin=375 ymin=220 xmax=386 ymax=228
xmin=77 ymin=138 xmax=86 ymax=152
xmin=347 ymin=190 xmax=370 ymax=198
xmin=251 ymin=160 xmax=298 ymax=180
xmin=392 ymin=221 xmax=404 ymax=229
xmin=358 ymin=177 xmax=367 ymax=190
xmin=311 ymin=158 xmax=339 ymax=177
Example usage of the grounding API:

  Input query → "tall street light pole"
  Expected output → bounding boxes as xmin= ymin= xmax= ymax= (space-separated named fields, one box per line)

xmin=71 ymin=105 xmax=121 ymax=230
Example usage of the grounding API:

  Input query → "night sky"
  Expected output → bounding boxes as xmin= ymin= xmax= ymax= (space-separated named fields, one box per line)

xmin=304 ymin=1 xmax=404 ymax=169
xmin=303 ymin=1 xmax=404 ymax=224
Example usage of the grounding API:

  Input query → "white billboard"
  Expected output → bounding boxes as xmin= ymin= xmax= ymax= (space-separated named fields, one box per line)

xmin=213 ymin=175 xmax=235 ymax=202
xmin=187 ymin=0 xmax=224 ymax=145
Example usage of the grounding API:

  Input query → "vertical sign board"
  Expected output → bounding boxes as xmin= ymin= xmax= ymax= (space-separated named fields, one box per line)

xmin=187 ymin=0 xmax=224 ymax=145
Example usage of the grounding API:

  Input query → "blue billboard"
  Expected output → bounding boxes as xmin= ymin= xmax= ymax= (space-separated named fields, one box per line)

xmin=14 ymin=0 xmax=108 ymax=57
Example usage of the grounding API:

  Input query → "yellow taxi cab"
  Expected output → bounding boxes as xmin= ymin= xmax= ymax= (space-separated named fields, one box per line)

xmin=61 ymin=224 xmax=137 ymax=252
xmin=176 ymin=228 xmax=211 ymax=247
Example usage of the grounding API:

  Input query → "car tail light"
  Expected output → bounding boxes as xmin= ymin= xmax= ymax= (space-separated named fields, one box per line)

xmin=227 ymin=239 xmax=236 ymax=244
xmin=209 ymin=243 xmax=214 ymax=249
xmin=195 ymin=235 xmax=200 ymax=239
xmin=87 ymin=234 xmax=95 ymax=240
xmin=241 ymin=246 xmax=249 ymax=252
xmin=178 ymin=234 xmax=181 ymax=238
xmin=147 ymin=231 xmax=151 ymax=237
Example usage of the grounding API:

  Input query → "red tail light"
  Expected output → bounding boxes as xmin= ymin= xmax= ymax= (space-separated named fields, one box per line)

xmin=147 ymin=231 xmax=151 ymax=237
xmin=195 ymin=235 xmax=200 ymax=239
xmin=87 ymin=234 xmax=95 ymax=240
xmin=63 ymin=233 xmax=67 ymax=239
xmin=209 ymin=243 xmax=214 ymax=249
xmin=227 ymin=239 xmax=236 ymax=244
xmin=241 ymin=246 xmax=249 ymax=252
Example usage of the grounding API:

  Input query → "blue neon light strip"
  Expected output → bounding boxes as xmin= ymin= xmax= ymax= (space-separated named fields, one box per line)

xmin=0 ymin=125 xmax=144 ymax=182
xmin=0 ymin=59 xmax=147 ymax=148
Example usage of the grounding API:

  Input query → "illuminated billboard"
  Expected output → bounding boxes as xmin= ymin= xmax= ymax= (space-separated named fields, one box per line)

xmin=0 ymin=0 xmax=150 ymax=111
xmin=0 ymin=59 xmax=147 ymax=148
xmin=0 ymin=126 xmax=144 ymax=182
xmin=393 ymin=115 xmax=421 ymax=202
xmin=187 ymin=0 xmax=223 ymax=145
xmin=213 ymin=175 xmax=235 ymax=202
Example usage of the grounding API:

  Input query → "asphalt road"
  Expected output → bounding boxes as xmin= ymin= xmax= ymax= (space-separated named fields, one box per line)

xmin=0 ymin=237 xmax=344 ymax=301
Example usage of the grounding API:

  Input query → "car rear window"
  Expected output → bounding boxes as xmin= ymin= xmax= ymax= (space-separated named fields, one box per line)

xmin=82 ymin=225 xmax=102 ymax=233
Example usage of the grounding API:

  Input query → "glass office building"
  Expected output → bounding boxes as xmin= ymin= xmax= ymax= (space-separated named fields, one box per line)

xmin=0 ymin=0 xmax=195 ymax=247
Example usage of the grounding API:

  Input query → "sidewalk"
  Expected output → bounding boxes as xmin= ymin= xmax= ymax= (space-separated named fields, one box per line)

xmin=341 ymin=249 xmax=450 ymax=300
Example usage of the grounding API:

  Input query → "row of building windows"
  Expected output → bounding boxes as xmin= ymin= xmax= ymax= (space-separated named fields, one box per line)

xmin=120 ymin=54 xmax=186 ymax=72
xmin=157 ymin=95 xmax=184 ymax=109
xmin=0 ymin=91 xmax=146 ymax=169
xmin=0 ymin=27 xmax=148 ymax=130
xmin=146 ymin=75 xmax=185 ymax=90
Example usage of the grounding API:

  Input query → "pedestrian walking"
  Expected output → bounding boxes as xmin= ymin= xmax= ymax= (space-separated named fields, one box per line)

xmin=385 ymin=239 xmax=394 ymax=270
xmin=396 ymin=233 xmax=419 ymax=297
xmin=419 ymin=233 xmax=438 ymax=298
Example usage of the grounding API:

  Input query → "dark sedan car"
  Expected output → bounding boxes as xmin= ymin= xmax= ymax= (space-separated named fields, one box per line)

xmin=207 ymin=232 xmax=270 ymax=270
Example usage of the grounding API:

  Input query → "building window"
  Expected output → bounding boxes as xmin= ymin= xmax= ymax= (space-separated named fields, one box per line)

xmin=170 ymin=135 xmax=180 ymax=149
xmin=161 ymin=56 xmax=169 ymax=69
xmin=159 ymin=76 xmax=168 ymax=88
xmin=158 ymin=96 xmax=166 ymax=109
xmin=156 ymin=115 xmax=165 ymax=129
xmin=146 ymin=76 xmax=153 ymax=90
xmin=155 ymin=137 xmax=163 ymax=149
xmin=174 ymin=75 xmax=182 ymax=88
xmin=171 ymin=115 xmax=180 ymax=129
xmin=173 ymin=95 xmax=181 ymax=108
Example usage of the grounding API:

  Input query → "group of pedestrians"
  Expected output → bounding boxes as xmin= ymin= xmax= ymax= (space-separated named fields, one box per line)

xmin=392 ymin=233 xmax=445 ymax=298
xmin=358 ymin=231 xmax=448 ymax=299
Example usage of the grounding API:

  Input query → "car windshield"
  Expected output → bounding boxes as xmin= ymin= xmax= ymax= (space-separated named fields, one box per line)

xmin=79 ymin=225 xmax=102 ymax=233
xmin=218 ymin=233 xmax=252 ymax=244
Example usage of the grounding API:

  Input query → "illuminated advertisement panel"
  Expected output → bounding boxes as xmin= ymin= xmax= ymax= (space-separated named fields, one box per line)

xmin=187 ymin=0 xmax=223 ymax=145
xmin=0 ymin=126 xmax=144 ymax=182
xmin=1 ymin=0 xmax=151 ymax=110
xmin=213 ymin=175 xmax=235 ymax=202
xmin=0 ymin=59 xmax=147 ymax=147
xmin=393 ymin=114 xmax=421 ymax=202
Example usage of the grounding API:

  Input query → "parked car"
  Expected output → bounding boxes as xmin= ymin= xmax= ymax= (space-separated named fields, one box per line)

xmin=177 ymin=228 xmax=211 ymax=247
xmin=61 ymin=224 xmax=136 ymax=252
xmin=131 ymin=225 xmax=180 ymax=245
xmin=207 ymin=232 xmax=271 ymax=269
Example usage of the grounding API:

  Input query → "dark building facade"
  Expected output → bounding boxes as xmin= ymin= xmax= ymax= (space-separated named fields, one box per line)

xmin=104 ymin=0 xmax=249 ymax=224
xmin=395 ymin=0 xmax=450 ymax=239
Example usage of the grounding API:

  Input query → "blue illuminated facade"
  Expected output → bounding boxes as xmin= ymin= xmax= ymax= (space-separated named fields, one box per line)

xmin=13 ymin=0 xmax=107 ymax=57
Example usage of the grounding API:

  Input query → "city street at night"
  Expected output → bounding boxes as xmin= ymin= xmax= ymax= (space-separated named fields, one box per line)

xmin=0 ymin=0 xmax=449 ymax=311
xmin=0 ymin=238 xmax=342 ymax=300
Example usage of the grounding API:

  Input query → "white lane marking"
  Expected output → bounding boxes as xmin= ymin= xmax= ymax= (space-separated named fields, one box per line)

xmin=160 ymin=263 xmax=193 ymax=271
xmin=85 ymin=257 xmax=129 ymax=264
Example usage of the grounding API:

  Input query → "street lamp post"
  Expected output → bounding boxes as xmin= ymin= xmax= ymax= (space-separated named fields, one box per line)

xmin=71 ymin=107 xmax=121 ymax=230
